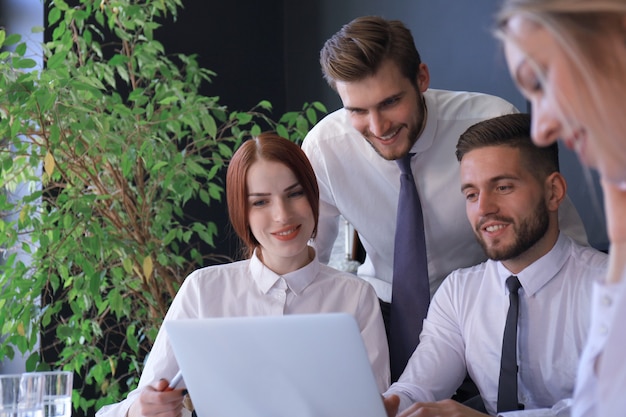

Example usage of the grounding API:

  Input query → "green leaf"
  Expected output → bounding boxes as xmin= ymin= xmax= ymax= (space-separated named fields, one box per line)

xmin=276 ymin=124 xmax=289 ymax=139
xmin=306 ymin=107 xmax=317 ymax=125
xmin=52 ymin=0 xmax=70 ymax=11
xmin=48 ymin=7 xmax=62 ymax=25
xmin=109 ymin=54 xmax=129 ymax=66
xmin=4 ymin=33 xmax=21 ymax=46
xmin=14 ymin=58 xmax=37 ymax=69
xmin=47 ymin=50 xmax=69 ymax=69
xmin=313 ymin=101 xmax=327 ymax=113
xmin=202 ymin=114 xmax=217 ymax=138
xmin=159 ymin=96 xmax=179 ymax=105
xmin=15 ymin=42 xmax=27 ymax=57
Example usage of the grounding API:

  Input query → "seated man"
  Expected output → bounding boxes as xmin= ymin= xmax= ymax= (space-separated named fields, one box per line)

xmin=384 ymin=113 xmax=608 ymax=416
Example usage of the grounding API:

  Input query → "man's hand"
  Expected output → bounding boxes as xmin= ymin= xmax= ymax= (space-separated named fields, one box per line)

xmin=129 ymin=379 xmax=186 ymax=417
xmin=397 ymin=399 xmax=489 ymax=417
xmin=383 ymin=394 xmax=400 ymax=417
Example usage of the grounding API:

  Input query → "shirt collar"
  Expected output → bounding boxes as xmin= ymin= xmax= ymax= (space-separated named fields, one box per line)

xmin=495 ymin=232 xmax=570 ymax=297
xmin=249 ymin=247 xmax=320 ymax=295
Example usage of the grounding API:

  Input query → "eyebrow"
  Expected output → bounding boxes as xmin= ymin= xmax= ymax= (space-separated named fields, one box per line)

xmin=248 ymin=181 xmax=301 ymax=197
xmin=460 ymin=175 xmax=520 ymax=193
xmin=343 ymin=92 xmax=404 ymax=113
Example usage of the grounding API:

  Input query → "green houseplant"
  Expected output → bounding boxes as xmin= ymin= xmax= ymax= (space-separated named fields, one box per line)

xmin=0 ymin=0 xmax=326 ymax=414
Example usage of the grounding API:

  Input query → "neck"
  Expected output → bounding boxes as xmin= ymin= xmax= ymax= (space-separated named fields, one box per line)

xmin=416 ymin=95 xmax=428 ymax=138
xmin=501 ymin=225 xmax=559 ymax=275
xmin=257 ymin=246 xmax=314 ymax=276
xmin=601 ymin=180 xmax=626 ymax=284
xmin=602 ymin=179 xmax=626 ymax=244
xmin=607 ymin=243 xmax=626 ymax=284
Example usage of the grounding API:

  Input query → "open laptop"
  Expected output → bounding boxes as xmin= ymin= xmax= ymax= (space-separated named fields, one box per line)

xmin=165 ymin=313 xmax=387 ymax=417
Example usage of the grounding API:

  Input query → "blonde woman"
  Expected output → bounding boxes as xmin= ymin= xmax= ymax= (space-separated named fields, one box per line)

xmin=494 ymin=2 xmax=626 ymax=416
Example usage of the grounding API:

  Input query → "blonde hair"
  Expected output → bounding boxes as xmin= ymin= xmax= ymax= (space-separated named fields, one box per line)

xmin=494 ymin=0 xmax=626 ymax=183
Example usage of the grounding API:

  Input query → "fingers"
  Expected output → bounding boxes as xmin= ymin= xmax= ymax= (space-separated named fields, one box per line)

xmin=156 ymin=378 xmax=170 ymax=392
xmin=397 ymin=399 xmax=489 ymax=417
xmin=137 ymin=383 xmax=186 ymax=417
xmin=383 ymin=394 xmax=400 ymax=417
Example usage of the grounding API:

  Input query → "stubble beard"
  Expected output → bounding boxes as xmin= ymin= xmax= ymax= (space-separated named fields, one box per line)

xmin=477 ymin=199 xmax=550 ymax=261
xmin=363 ymin=93 xmax=426 ymax=161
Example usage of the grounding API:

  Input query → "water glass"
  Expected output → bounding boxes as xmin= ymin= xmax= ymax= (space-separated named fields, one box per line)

xmin=38 ymin=372 xmax=72 ymax=417
xmin=0 ymin=373 xmax=44 ymax=417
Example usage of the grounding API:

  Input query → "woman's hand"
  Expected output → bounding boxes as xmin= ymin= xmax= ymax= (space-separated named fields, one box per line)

xmin=129 ymin=379 xmax=186 ymax=417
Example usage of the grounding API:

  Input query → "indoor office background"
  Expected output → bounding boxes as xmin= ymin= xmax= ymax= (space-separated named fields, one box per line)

xmin=0 ymin=0 xmax=608 ymax=367
xmin=161 ymin=0 xmax=608 ymax=254
xmin=0 ymin=0 xmax=608 ymax=257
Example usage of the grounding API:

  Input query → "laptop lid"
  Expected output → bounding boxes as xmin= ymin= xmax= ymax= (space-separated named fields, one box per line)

xmin=165 ymin=313 xmax=386 ymax=417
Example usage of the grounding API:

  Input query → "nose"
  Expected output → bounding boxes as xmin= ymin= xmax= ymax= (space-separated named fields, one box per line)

xmin=368 ymin=110 xmax=391 ymax=138
xmin=531 ymin=101 xmax=561 ymax=147
xmin=476 ymin=192 xmax=498 ymax=217
xmin=272 ymin=198 xmax=292 ymax=223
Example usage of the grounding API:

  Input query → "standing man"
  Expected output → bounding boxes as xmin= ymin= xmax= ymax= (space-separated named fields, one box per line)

xmin=382 ymin=113 xmax=607 ymax=417
xmin=301 ymin=15 xmax=587 ymax=381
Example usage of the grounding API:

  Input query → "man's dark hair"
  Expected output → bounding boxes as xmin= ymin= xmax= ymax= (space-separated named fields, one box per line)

xmin=456 ymin=113 xmax=559 ymax=180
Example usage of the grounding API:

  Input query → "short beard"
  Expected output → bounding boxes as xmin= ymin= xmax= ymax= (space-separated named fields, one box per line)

xmin=363 ymin=90 xmax=426 ymax=161
xmin=363 ymin=125 xmax=418 ymax=161
xmin=476 ymin=199 xmax=550 ymax=261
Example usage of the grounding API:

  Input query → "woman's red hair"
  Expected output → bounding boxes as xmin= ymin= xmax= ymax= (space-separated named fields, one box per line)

xmin=226 ymin=132 xmax=320 ymax=259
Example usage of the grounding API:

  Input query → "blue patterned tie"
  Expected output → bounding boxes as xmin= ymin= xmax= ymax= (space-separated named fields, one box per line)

xmin=389 ymin=153 xmax=430 ymax=381
xmin=497 ymin=275 xmax=523 ymax=412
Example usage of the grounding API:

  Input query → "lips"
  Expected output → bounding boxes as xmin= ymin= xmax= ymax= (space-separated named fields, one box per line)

xmin=271 ymin=225 xmax=301 ymax=241
xmin=484 ymin=224 xmax=507 ymax=233
xmin=368 ymin=126 xmax=403 ymax=145
xmin=376 ymin=126 xmax=402 ymax=141
xmin=477 ymin=219 xmax=510 ymax=236
xmin=563 ymin=129 xmax=589 ymax=161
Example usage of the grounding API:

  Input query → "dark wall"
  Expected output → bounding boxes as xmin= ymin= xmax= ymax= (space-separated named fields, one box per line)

xmin=159 ymin=1 xmax=286 ymax=113
xmin=157 ymin=0 xmax=288 ymax=262
xmin=5 ymin=0 xmax=608 ymax=258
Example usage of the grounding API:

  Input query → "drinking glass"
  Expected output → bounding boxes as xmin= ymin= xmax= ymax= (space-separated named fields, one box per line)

xmin=0 ymin=373 xmax=44 ymax=417
xmin=38 ymin=372 xmax=72 ymax=417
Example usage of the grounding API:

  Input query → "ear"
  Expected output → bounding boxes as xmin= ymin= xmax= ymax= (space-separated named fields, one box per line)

xmin=544 ymin=172 xmax=567 ymax=211
xmin=416 ymin=63 xmax=430 ymax=93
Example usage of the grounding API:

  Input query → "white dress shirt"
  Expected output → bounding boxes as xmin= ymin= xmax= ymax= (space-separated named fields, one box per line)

xmin=572 ymin=273 xmax=626 ymax=417
xmin=96 ymin=248 xmax=389 ymax=417
xmin=302 ymin=89 xmax=588 ymax=302
xmin=384 ymin=234 xmax=607 ymax=416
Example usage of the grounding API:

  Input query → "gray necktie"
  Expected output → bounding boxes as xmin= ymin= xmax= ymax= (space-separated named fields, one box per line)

xmin=497 ymin=275 xmax=523 ymax=412
xmin=389 ymin=153 xmax=430 ymax=381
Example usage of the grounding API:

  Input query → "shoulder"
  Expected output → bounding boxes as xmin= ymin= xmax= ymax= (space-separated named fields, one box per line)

xmin=567 ymin=239 xmax=609 ymax=271
xmin=436 ymin=261 xmax=490 ymax=294
xmin=182 ymin=259 xmax=250 ymax=287
xmin=317 ymin=264 xmax=376 ymax=292
xmin=426 ymin=88 xmax=519 ymax=119
xmin=302 ymin=108 xmax=359 ymax=152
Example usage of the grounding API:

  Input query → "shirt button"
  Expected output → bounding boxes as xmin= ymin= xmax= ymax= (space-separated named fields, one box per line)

xmin=601 ymin=296 xmax=612 ymax=307
xmin=599 ymin=325 xmax=608 ymax=335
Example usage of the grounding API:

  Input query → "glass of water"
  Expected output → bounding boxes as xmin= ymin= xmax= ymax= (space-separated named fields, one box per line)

xmin=0 ymin=373 xmax=44 ymax=417
xmin=37 ymin=372 xmax=72 ymax=417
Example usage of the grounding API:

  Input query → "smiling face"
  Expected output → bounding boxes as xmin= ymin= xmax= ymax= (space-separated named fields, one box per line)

xmin=460 ymin=145 xmax=560 ymax=272
xmin=336 ymin=60 xmax=430 ymax=160
xmin=502 ymin=14 xmax=626 ymax=185
xmin=246 ymin=159 xmax=315 ymax=274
